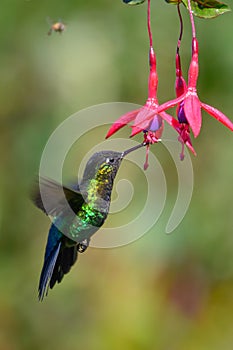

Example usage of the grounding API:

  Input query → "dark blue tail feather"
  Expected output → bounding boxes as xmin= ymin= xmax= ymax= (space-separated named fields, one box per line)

xmin=38 ymin=242 xmax=61 ymax=300
xmin=38 ymin=224 xmax=78 ymax=301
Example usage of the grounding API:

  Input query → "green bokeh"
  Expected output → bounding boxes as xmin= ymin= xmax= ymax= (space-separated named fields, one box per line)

xmin=0 ymin=1 xmax=233 ymax=349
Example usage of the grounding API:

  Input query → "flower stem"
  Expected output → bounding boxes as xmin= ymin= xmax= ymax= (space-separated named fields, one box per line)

xmin=177 ymin=3 xmax=183 ymax=55
xmin=187 ymin=0 xmax=196 ymax=38
xmin=147 ymin=0 xmax=153 ymax=47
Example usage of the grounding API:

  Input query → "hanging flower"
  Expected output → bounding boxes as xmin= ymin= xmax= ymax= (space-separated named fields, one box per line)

xmin=157 ymin=0 xmax=233 ymax=138
xmin=136 ymin=38 xmax=233 ymax=140
xmin=107 ymin=0 xmax=233 ymax=165
xmin=106 ymin=0 xmax=169 ymax=144
xmin=106 ymin=45 xmax=170 ymax=168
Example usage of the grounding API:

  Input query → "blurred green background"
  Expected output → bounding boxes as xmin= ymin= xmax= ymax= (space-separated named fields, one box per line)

xmin=0 ymin=1 xmax=233 ymax=349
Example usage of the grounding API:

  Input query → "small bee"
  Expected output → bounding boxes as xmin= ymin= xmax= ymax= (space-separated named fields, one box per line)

xmin=47 ymin=19 xmax=66 ymax=36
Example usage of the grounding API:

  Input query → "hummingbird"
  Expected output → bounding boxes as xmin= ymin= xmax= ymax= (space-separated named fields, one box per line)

xmin=32 ymin=143 xmax=146 ymax=300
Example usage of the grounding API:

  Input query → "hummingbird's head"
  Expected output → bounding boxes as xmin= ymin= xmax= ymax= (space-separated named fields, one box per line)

xmin=82 ymin=151 xmax=123 ymax=183
xmin=82 ymin=143 xmax=147 ymax=183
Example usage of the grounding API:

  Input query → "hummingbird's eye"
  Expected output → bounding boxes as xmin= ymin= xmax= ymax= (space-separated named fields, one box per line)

xmin=106 ymin=157 xmax=115 ymax=164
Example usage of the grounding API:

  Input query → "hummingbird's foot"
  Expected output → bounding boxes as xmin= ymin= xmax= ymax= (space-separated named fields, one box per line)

xmin=78 ymin=239 xmax=90 ymax=253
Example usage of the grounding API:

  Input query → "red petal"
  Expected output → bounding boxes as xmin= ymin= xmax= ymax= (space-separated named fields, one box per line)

xmin=130 ymin=125 xmax=145 ymax=137
xmin=131 ymin=117 xmax=155 ymax=136
xmin=184 ymin=94 xmax=202 ymax=138
xmin=106 ymin=109 xmax=139 ymax=138
xmin=133 ymin=106 xmax=156 ymax=128
xmin=201 ymin=102 xmax=233 ymax=132
xmin=157 ymin=94 xmax=185 ymax=114
xmin=130 ymin=105 xmax=158 ymax=136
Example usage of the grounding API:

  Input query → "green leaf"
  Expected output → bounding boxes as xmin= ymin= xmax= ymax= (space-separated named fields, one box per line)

xmin=182 ymin=0 xmax=231 ymax=18
xmin=122 ymin=0 xmax=146 ymax=5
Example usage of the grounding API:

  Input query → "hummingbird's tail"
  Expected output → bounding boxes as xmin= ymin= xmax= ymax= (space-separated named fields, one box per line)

xmin=38 ymin=224 xmax=78 ymax=301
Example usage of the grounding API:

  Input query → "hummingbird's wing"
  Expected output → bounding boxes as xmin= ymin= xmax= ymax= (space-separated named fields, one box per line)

xmin=32 ymin=176 xmax=85 ymax=217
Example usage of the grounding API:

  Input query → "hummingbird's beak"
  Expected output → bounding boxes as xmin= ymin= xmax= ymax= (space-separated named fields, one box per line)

xmin=121 ymin=142 xmax=147 ymax=158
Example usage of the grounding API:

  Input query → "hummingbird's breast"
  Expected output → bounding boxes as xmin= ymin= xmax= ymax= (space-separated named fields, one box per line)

xmin=60 ymin=201 xmax=107 ymax=243
xmin=62 ymin=175 xmax=113 ymax=242
xmin=58 ymin=164 xmax=116 ymax=242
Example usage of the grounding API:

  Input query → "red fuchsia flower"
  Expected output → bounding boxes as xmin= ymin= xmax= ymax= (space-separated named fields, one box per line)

xmin=160 ymin=54 xmax=197 ymax=161
xmin=106 ymin=0 xmax=175 ymax=168
xmin=106 ymin=45 xmax=169 ymax=168
xmin=174 ymin=5 xmax=196 ymax=160
xmin=157 ymin=0 xmax=233 ymax=139
xmin=159 ymin=3 xmax=196 ymax=161
xmin=135 ymin=3 xmax=196 ymax=161
xmin=157 ymin=37 xmax=233 ymax=138
xmin=174 ymin=54 xmax=196 ymax=160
